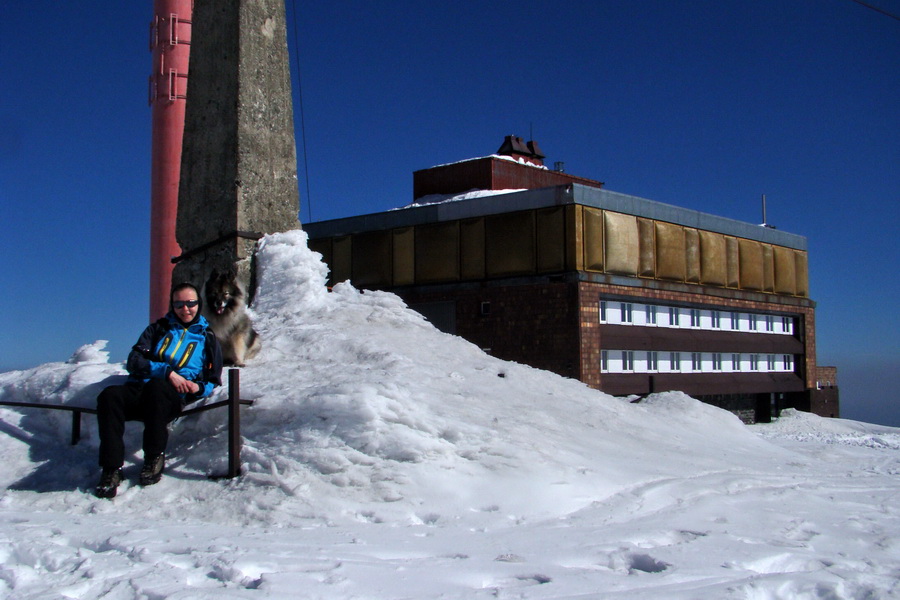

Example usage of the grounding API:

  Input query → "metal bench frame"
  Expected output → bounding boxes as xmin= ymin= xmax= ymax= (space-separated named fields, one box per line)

xmin=0 ymin=368 xmax=252 ymax=478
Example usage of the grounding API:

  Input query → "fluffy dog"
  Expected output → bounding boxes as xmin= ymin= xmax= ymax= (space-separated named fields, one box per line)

xmin=202 ymin=270 xmax=261 ymax=367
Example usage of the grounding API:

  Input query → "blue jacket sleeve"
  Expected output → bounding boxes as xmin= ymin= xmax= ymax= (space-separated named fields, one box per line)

xmin=126 ymin=321 xmax=169 ymax=380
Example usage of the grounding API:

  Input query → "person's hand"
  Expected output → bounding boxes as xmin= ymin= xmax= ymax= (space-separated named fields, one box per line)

xmin=168 ymin=371 xmax=200 ymax=394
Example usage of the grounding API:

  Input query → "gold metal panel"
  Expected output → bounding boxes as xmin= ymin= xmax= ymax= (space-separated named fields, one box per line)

xmin=726 ymin=236 xmax=740 ymax=287
xmin=638 ymin=218 xmax=655 ymax=276
xmin=773 ymin=246 xmax=796 ymax=295
xmin=566 ymin=205 xmax=582 ymax=271
xmin=795 ymin=251 xmax=809 ymax=297
xmin=738 ymin=239 xmax=764 ymax=291
xmin=582 ymin=206 xmax=604 ymax=271
xmin=460 ymin=218 xmax=485 ymax=280
xmin=536 ymin=207 xmax=565 ymax=272
xmin=655 ymin=221 xmax=685 ymax=281
xmin=332 ymin=235 xmax=352 ymax=285
xmin=416 ymin=221 xmax=460 ymax=283
xmin=486 ymin=211 xmax=535 ymax=277
xmin=352 ymin=230 xmax=392 ymax=287
xmin=685 ymin=228 xmax=700 ymax=283
xmin=699 ymin=230 xmax=727 ymax=285
xmin=392 ymin=227 xmax=415 ymax=286
xmin=604 ymin=211 xmax=639 ymax=275
xmin=762 ymin=244 xmax=775 ymax=292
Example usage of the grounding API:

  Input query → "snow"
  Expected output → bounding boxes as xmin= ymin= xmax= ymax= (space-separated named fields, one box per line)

xmin=1 ymin=229 xmax=898 ymax=599
xmin=401 ymin=188 xmax=527 ymax=209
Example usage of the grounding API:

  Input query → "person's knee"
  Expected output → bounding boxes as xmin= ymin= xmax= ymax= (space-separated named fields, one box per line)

xmin=140 ymin=378 xmax=182 ymax=417
xmin=97 ymin=386 xmax=124 ymax=410
xmin=143 ymin=378 xmax=172 ymax=395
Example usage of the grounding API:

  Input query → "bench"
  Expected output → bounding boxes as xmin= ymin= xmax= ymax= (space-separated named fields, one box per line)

xmin=0 ymin=368 xmax=253 ymax=479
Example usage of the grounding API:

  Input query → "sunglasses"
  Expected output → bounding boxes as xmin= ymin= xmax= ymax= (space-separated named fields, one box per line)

xmin=173 ymin=300 xmax=200 ymax=309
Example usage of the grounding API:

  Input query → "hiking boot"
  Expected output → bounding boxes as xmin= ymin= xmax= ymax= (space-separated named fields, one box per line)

xmin=95 ymin=468 xmax=123 ymax=499
xmin=139 ymin=453 xmax=165 ymax=486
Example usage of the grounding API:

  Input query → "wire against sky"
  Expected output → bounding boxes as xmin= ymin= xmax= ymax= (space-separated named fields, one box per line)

xmin=849 ymin=0 xmax=900 ymax=21
xmin=289 ymin=0 xmax=313 ymax=223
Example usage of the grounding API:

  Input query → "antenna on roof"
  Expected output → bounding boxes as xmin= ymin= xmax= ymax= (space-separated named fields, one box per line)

xmin=761 ymin=194 xmax=776 ymax=229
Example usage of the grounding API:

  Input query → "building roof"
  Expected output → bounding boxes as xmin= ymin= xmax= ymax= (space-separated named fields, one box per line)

xmin=304 ymin=184 xmax=807 ymax=251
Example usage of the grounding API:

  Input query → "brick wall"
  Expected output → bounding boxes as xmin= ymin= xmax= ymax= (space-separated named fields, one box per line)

xmin=402 ymin=282 xmax=581 ymax=380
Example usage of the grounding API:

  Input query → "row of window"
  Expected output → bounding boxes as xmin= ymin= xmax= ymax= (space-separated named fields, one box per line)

xmin=601 ymin=350 xmax=796 ymax=374
xmin=599 ymin=300 xmax=795 ymax=335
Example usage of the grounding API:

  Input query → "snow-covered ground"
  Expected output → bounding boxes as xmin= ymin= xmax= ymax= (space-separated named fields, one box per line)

xmin=1 ymin=230 xmax=897 ymax=599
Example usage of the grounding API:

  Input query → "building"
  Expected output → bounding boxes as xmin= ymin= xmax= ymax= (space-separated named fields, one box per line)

xmin=305 ymin=137 xmax=839 ymax=423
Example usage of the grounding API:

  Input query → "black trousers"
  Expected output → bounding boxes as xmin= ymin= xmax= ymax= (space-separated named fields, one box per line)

xmin=96 ymin=378 xmax=183 ymax=469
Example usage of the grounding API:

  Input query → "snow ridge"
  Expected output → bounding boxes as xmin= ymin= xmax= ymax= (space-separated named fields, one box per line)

xmin=0 ymin=230 xmax=898 ymax=599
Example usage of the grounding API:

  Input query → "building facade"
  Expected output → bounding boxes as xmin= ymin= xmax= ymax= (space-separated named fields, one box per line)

xmin=305 ymin=138 xmax=839 ymax=422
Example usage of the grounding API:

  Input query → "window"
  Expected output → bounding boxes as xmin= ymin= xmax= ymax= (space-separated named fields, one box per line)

xmin=767 ymin=354 xmax=776 ymax=371
xmin=670 ymin=352 xmax=681 ymax=371
xmin=690 ymin=309 xmax=701 ymax=327
xmin=782 ymin=316 xmax=792 ymax=334
xmin=732 ymin=353 xmax=741 ymax=371
xmin=646 ymin=305 xmax=658 ymax=325
xmin=712 ymin=353 xmax=723 ymax=371
xmin=647 ymin=351 xmax=659 ymax=371
xmin=599 ymin=301 xmax=607 ymax=323
xmin=749 ymin=315 xmax=758 ymax=331
xmin=601 ymin=350 xmax=609 ymax=372
xmin=783 ymin=354 xmax=793 ymax=371
xmin=750 ymin=354 xmax=760 ymax=371
xmin=621 ymin=303 xmax=633 ymax=323
xmin=765 ymin=315 xmax=775 ymax=332
xmin=691 ymin=352 xmax=702 ymax=371
xmin=730 ymin=312 xmax=740 ymax=330
xmin=669 ymin=307 xmax=680 ymax=327
xmin=711 ymin=311 xmax=721 ymax=329
xmin=622 ymin=351 xmax=634 ymax=371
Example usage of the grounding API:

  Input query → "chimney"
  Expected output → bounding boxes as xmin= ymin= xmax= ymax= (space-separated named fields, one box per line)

xmin=496 ymin=135 xmax=545 ymax=166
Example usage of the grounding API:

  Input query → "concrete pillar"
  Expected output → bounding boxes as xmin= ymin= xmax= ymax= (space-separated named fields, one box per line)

xmin=173 ymin=0 xmax=300 ymax=292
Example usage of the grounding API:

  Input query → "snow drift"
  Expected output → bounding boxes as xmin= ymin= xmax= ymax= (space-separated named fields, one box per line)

xmin=1 ymin=230 xmax=898 ymax=599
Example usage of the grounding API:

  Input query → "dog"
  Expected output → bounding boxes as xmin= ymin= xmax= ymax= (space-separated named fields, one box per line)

xmin=202 ymin=270 xmax=261 ymax=367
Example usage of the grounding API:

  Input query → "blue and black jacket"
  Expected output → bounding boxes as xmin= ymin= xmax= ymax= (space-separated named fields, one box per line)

xmin=126 ymin=313 xmax=223 ymax=402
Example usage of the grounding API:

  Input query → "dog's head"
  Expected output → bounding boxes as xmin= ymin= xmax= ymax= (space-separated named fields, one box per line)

xmin=204 ymin=270 xmax=245 ymax=316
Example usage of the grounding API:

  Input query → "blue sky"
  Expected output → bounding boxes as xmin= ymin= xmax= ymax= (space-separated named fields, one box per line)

xmin=1 ymin=1 xmax=897 ymax=425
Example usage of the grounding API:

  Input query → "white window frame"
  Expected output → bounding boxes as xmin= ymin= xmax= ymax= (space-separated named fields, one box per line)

xmin=691 ymin=352 xmax=702 ymax=371
xmin=669 ymin=307 xmax=680 ymax=327
xmin=670 ymin=351 xmax=681 ymax=372
xmin=690 ymin=308 xmax=702 ymax=328
xmin=782 ymin=316 xmax=792 ymax=334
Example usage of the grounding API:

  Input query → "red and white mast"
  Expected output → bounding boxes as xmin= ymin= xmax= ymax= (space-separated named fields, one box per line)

xmin=148 ymin=0 xmax=192 ymax=319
